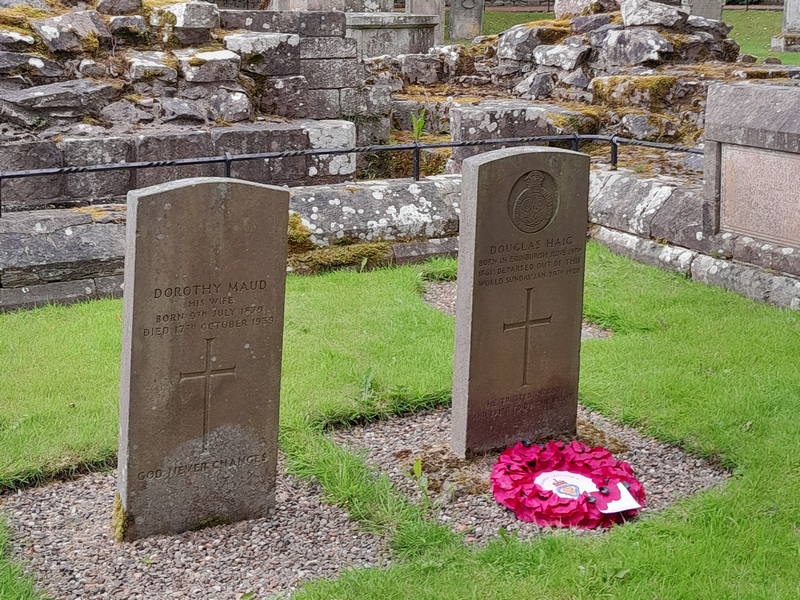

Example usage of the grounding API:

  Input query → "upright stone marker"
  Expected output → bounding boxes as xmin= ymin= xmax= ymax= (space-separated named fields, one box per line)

xmin=451 ymin=147 xmax=590 ymax=457
xmin=450 ymin=0 xmax=484 ymax=41
xmin=407 ymin=0 xmax=445 ymax=46
xmin=772 ymin=0 xmax=800 ymax=52
xmin=118 ymin=178 xmax=289 ymax=541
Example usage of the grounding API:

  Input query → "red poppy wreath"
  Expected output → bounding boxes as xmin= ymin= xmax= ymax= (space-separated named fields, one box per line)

xmin=491 ymin=440 xmax=646 ymax=529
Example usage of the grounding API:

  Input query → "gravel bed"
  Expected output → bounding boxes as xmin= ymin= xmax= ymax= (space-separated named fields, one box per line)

xmin=329 ymin=280 xmax=729 ymax=545
xmin=0 ymin=459 xmax=389 ymax=600
xmin=331 ymin=406 xmax=730 ymax=545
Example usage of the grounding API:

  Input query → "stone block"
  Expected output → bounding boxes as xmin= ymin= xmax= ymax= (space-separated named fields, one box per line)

xmin=0 ymin=51 xmax=64 ymax=78
xmin=95 ymin=274 xmax=125 ymax=298
xmin=149 ymin=1 xmax=219 ymax=29
xmin=592 ymin=226 xmax=697 ymax=276
xmin=126 ymin=51 xmax=178 ymax=82
xmin=161 ymin=98 xmax=206 ymax=123
xmin=355 ymin=115 xmax=391 ymax=145
xmin=134 ymin=131 xmax=220 ymax=187
xmin=449 ymin=100 xmax=550 ymax=168
xmin=0 ymin=279 xmax=96 ymax=313
xmin=345 ymin=13 xmax=438 ymax=58
xmin=59 ymin=137 xmax=134 ymax=201
xmin=596 ymin=29 xmax=673 ymax=67
xmin=96 ymin=0 xmax=142 ymax=15
xmin=393 ymin=236 xmax=459 ymax=265
xmin=301 ymin=119 xmax=357 ymax=182
xmin=0 ymin=141 xmax=63 ymax=210
xmin=400 ymin=54 xmax=442 ymax=85
xmin=532 ymin=44 xmax=590 ymax=70
xmin=301 ymin=58 xmax=366 ymax=89
xmin=299 ymin=36 xmax=358 ymax=59
xmin=588 ymin=170 xmax=674 ymax=237
xmin=219 ymin=9 xmax=300 ymax=33
xmin=299 ymin=11 xmax=347 ymax=38
xmin=649 ymin=186 xmax=715 ymax=252
xmin=305 ymin=89 xmax=340 ymax=119
xmin=261 ymin=75 xmax=309 ymax=119
xmin=570 ymin=14 xmax=612 ymax=34
xmin=340 ymin=85 xmax=392 ymax=117
xmin=732 ymin=237 xmax=800 ymax=278
xmin=0 ymin=80 xmax=118 ymax=127
xmin=0 ymin=217 xmax=125 ymax=287
xmin=690 ymin=254 xmax=800 ymax=310
xmin=555 ymin=0 xmax=618 ymax=19
xmin=211 ymin=123 xmax=308 ymax=185
xmin=175 ymin=49 xmax=240 ymax=82
xmin=621 ymin=0 xmax=688 ymax=28
xmin=208 ymin=90 xmax=251 ymax=123
xmin=31 ymin=10 xmax=111 ymax=53
xmin=289 ymin=175 xmax=461 ymax=245
xmin=0 ymin=30 xmax=36 ymax=52
xmin=225 ymin=32 xmax=300 ymax=77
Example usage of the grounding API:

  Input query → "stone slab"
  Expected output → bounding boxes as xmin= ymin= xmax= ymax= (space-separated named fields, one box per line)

xmin=720 ymin=145 xmax=800 ymax=248
xmin=449 ymin=0 xmax=484 ymax=41
xmin=0 ymin=278 xmax=96 ymax=312
xmin=134 ymin=131 xmax=220 ymax=187
xmin=451 ymin=147 xmax=589 ymax=456
xmin=118 ymin=178 xmax=289 ymax=541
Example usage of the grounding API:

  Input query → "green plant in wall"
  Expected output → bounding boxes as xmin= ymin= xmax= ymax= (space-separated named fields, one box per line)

xmin=411 ymin=109 xmax=426 ymax=142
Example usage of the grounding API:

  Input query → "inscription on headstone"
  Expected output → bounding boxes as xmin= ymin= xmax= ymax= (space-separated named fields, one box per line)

xmin=451 ymin=147 xmax=590 ymax=457
xmin=118 ymin=178 xmax=289 ymax=541
xmin=449 ymin=0 xmax=484 ymax=41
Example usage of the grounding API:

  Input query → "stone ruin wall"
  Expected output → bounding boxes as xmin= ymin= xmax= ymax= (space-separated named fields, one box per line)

xmin=0 ymin=1 xmax=394 ymax=211
xmin=1 ymin=0 xmax=800 ymax=312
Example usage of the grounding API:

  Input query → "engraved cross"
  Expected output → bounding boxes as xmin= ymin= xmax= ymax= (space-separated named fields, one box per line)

xmin=179 ymin=337 xmax=236 ymax=453
xmin=502 ymin=287 xmax=551 ymax=387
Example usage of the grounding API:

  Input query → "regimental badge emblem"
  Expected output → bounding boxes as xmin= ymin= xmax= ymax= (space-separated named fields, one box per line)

xmin=554 ymin=480 xmax=581 ymax=499
xmin=507 ymin=170 xmax=558 ymax=234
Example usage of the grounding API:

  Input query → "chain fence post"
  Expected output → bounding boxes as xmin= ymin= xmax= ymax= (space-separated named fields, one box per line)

xmin=610 ymin=136 xmax=618 ymax=170
xmin=412 ymin=141 xmax=421 ymax=182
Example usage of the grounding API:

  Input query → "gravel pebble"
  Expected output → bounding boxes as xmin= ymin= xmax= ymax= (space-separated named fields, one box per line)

xmin=331 ymin=406 xmax=729 ymax=545
xmin=0 ymin=457 xmax=389 ymax=600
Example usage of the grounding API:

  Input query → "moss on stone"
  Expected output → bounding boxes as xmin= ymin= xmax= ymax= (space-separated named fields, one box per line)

xmin=111 ymin=494 xmax=132 ymax=543
xmin=288 ymin=242 xmax=393 ymax=273
xmin=287 ymin=212 xmax=315 ymax=255
xmin=592 ymin=75 xmax=678 ymax=108
xmin=81 ymin=30 xmax=101 ymax=55
xmin=0 ymin=6 xmax=52 ymax=31
xmin=740 ymin=68 xmax=790 ymax=80
xmin=187 ymin=56 xmax=206 ymax=67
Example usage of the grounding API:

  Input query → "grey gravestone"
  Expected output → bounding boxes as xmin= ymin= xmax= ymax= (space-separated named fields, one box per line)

xmin=705 ymin=83 xmax=800 ymax=249
xmin=407 ymin=0 xmax=445 ymax=46
xmin=449 ymin=0 xmax=483 ymax=41
xmin=681 ymin=0 xmax=723 ymax=21
xmin=772 ymin=0 xmax=800 ymax=52
xmin=451 ymin=147 xmax=590 ymax=457
xmin=118 ymin=178 xmax=289 ymax=541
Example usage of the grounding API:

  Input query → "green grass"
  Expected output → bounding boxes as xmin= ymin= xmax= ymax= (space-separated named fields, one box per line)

xmin=446 ymin=11 xmax=554 ymax=43
xmin=724 ymin=9 xmax=800 ymax=65
xmin=2 ymin=244 xmax=800 ymax=599
xmin=0 ymin=521 xmax=37 ymax=600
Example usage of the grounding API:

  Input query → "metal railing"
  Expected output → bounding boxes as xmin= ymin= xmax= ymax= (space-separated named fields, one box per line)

xmin=0 ymin=134 xmax=702 ymax=218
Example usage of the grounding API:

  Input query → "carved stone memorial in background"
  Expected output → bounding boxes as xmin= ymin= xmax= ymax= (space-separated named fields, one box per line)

xmin=451 ymin=147 xmax=590 ymax=457
xmin=117 ymin=178 xmax=289 ymax=541
xmin=449 ymin=0 xmax=484 ymax=41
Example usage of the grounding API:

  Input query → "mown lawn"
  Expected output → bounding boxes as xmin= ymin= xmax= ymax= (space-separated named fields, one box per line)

xmin=2 ymin=243 xmax=799 ymax=599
